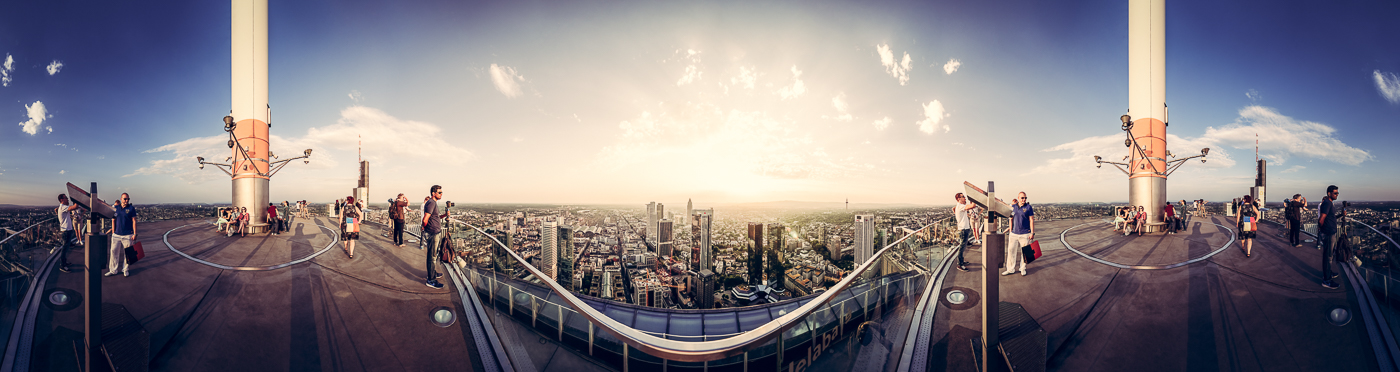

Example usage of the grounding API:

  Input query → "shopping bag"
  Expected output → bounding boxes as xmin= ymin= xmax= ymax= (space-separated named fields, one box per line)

xmin=1242 ymin=221 xmax=1256 ymax=232
xmin=124 ymin=241 xmax=146 ymax=265
xmin=1021 ymin=240 xmax=1042 ymax=264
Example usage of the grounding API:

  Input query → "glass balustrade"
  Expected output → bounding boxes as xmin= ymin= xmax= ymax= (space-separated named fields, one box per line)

xmin=449 ymin=217 xmax=942 ymax=371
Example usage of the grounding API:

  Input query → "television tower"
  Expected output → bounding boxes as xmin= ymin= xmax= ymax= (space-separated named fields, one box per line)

xmin=1094 ymin=0 xmax=1207 ymax=232
xmin=197 ymin=0 xmax=310 ymax=233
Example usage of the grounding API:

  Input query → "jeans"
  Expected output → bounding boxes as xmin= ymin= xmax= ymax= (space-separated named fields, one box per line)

xmin=59 ymin=230 xmax=75 ymax=267
xmin=1320 ymin=231 xmax=1336 ymax=281
xmin=956 ymin=229 xmax=972 ymax=266
xmin=392 ymin=219 xmax=405 ymax=245
xmin=425 ymin=231 xmax=443 ymax=280
xmin=1287 ymin=217 xmax=1302 ymax=246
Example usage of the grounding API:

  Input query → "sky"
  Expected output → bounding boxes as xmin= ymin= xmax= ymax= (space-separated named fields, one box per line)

xmin=2 ymin=0 xmax=1399 ymax=206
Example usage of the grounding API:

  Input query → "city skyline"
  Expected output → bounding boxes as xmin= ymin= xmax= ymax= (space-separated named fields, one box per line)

xmin=3 ymin=1 xmax=1399 ymax=206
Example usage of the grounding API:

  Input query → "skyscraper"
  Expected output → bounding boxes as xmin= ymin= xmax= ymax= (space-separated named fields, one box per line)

xmin=686 ymin=198 xmax=693 ymax=224
xmin=658 ymin=219 xmax=674 ymax=256
xmin=541 ymin=221 xmax=558 ymax=280
xmin=765 ymin=223 xmax=785 ymax=286
xmin=647 ymin=202 xmax=657 ymax=243
xmin=854 ymin=214 xmax=875 ymax=265
xmin=691 ymin=209 xmax=713 ymax=271
xmin=655 ymin=203 xmax=664 ymax=245
xmin=558 ymin=225 xmax=573 ymax=289
xmin=747 ymin=223 xmax=764 ymax=286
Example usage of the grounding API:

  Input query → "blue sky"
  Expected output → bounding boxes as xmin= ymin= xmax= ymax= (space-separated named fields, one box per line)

xmin=2 ymin=0 xmax=1398 ymax=206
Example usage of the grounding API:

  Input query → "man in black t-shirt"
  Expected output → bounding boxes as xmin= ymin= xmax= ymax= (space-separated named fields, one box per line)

xmin=1284 ymin=194 xmax=1307 ymax=247
xmin=1319 ymin=186 xmax=1341 ymax=289
xmin=422 ymin=185 xmax=447 ymax=289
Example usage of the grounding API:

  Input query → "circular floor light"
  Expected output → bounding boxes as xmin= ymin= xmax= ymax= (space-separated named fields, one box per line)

xmin=1328 ymin=308 xmax=1351 ymax=326
xmin=946 ymin=290 xmax=967 ymax=305
xmin=431 ymin=306 xmax=457 ymax=328
xmin=48 ymin=291 xmax=70 ymax=306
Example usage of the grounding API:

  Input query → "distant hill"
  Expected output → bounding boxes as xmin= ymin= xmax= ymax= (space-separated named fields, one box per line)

xmin=709 ymin=200 xmax=930 ymax=210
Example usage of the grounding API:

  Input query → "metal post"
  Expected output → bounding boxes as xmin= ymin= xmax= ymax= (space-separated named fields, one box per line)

xmin=84 ymin=182 xmax=104 ymax=372
xmin=981 ymin=181 xmax=1004 ymax=372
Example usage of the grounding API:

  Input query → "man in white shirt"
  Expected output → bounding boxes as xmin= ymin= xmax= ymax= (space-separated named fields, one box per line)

xmin=953 ymin=193 xmax=977 ymax=272
xmin=55 ymin=194 xmax=81 ymax=273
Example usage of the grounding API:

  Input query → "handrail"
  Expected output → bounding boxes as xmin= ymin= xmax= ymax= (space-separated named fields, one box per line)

xmin=0 ymin=218 xmax=56 ymax=246
xmin=452 ymin=216 xmax=944 ymax=362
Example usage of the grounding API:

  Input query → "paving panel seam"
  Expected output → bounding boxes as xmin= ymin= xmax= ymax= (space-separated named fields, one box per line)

xmin=1060 ymin=220 xmax=1236 ymax=270
xmin=163 ymin=220 xmax=339 ymax=271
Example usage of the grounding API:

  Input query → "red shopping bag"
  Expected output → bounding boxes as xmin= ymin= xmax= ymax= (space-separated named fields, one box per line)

xmin=1021 ymin=240 xmax=1043 ymax=263
xmin=124 ymin=241 xmax=146 ymax=265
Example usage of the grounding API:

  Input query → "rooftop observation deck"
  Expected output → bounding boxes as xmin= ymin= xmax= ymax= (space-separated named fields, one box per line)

xmin=1 ymin=211 xmax=1394 ymax=372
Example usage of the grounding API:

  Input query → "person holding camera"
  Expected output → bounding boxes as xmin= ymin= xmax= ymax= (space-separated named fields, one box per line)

xmin=1319 ymin=186 xmax=1342 ymax=289
xmin=422 ymin=185 xmax=448 ymax=289
xmin=390 ymin=193 xmax=409 ymax=247
xmin=1285 ymin=194 xmax=1307 ymax=247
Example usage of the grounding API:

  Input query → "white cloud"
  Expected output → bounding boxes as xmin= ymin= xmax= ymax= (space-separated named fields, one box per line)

xmin=59 ymin=170 xmax=65 ymax=175
xmin=731 ymin=66 xmax=757 ymax=90
xmin=916 ymin=100 xmax=947 ymax=134
xmin=348 ymin=90 xmax=363 ymax=102
xmin=1281 ymin=165 xmax=1305 ymax=173
xmin=876 ymin=44 xmax=912 ymax=85
xmin=46 ymin=126 xmax=52 ymax=134
xmin=676 ymin=50 xmax=703 ymax=86
xmin=872 ymin=116 xmax=891 ymax=131
xmin=1203 ymin=106 xmax=1372 ymax=166
xmin=943 ymin=58 xmax=961 ymax=75
xmin=1375 ymin=70 xmax=1400 ymax=104
xmin=18 ymin=101 xmax=48 ymax=135
xmin=129 ymin=106 xmax=475 ymax=183
xmin=1 ymin=54 xmax=12 ymax=86
xmin=489 ymin=63 xmax=524 ymax=98
xmin=824 ymin=93 xmax=852 ymax=121
xmin=1033 ymin=106 xmax=1370 ymax=181
xmin=776 ymin=65 xmax=806 ymax=100
xmin=1245 ymin=89 xmax=1260 ymax=102
xmin=46 ymin=60 xmax=62 ymax=75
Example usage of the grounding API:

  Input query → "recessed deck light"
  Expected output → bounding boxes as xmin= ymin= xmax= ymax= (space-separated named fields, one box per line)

xmin=431 ymin=307 xmax=456 ymax=328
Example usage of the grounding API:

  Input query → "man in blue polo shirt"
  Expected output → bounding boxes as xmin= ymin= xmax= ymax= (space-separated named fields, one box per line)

xmin=106 ymin=192 xmax=137 ymax=277
xmin=1002 ymin=191 xmax=1035 ymax=276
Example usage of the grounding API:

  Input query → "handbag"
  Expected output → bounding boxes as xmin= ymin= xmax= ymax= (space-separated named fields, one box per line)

xmin=1021 ymin=240 xmax=1042 ymax=263
xmin=124 ymin=241 xmax=146 ymax=265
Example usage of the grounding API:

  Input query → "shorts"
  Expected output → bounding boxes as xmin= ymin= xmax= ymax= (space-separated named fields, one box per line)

xmin=343 ymin=231 xmax=359 ymax=240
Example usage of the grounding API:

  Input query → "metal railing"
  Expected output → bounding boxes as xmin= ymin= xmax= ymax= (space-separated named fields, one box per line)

xmin=451 ymin=217 xmax=944 ymax=362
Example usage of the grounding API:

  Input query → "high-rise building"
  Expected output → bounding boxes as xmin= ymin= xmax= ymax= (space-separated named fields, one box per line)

xmin=658 ymin=219 xmax=674 ymax=256
xmin=558 ymin=225 xmax=573 ymax=289
xmin=766 ymin=223 xmax=785 ymax=286
xmin=541 ymin=221 xmax=558 ymax=280
xmin=686 ymin=199 xmax=693 ymax=225
xmin=691 ymin=209 xmax=713 ymax=271
xmin=647 ymin=202 xmax=657 ymax=243
xmin=656 ymin=203 xmax=664 ymax=245
xmin=747 ymin=223 xmax=764 ymax=285
xmin=698 ymin=269 xmax=716 ymax=309
xmin=855 ymin=214 xmax=875 ymax=265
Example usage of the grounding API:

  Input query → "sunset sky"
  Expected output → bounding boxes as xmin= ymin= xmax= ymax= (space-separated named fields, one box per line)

xmin=3 ymin=0 xmax=1398 ymax=206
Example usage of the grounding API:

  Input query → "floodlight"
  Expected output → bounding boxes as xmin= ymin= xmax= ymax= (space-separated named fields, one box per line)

xmin=1124 ymin=139 xmax=1132 ymax=148
xmin=228 ymin=139 xmax=235 ymax=148
xmin=198 ymin=156 xmax=204 ymax=169
xmin=223 ymin=115 xmax=236 ymax=132
xmin=1201 ymin=148 xmax=1209 ymax=156
xmin=304 ymin=149 xmax=312 ymax=156
xmin=1120 ymin=114 xmax=1132 ymax=131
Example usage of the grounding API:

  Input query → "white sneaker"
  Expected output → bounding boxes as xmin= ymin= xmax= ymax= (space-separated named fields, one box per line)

xmin=1001 ymin=271 xmax=1014 ymax=276
xmin=104 ymin=271 xmax=118 ymax=277
xmin=123 ymin=271 xmax=130 ymax=277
